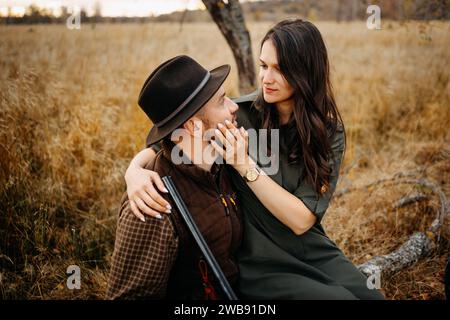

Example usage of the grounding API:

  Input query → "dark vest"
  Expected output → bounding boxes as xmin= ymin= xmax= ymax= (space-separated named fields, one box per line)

xmin=147 ymin=146 xmax=243 ymax=299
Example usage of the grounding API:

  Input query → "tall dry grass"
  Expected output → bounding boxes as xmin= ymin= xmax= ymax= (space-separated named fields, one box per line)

xmin=0 ymin=21 xmax=449 ymax=299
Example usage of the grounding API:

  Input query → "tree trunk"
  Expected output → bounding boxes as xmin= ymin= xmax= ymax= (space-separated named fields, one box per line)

xmin=202 ymin=0 xmax=256 ymax=94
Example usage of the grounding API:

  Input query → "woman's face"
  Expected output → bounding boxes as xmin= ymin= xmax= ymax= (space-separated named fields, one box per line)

xmin=259 ymin=39 xmax=294 ymax=105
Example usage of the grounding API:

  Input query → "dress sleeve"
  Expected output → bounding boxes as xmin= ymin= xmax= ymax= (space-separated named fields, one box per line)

xmin=234 ymin=92 xmax=260 ymax=131
xmin=293 ymin=127 xmax=345 ymax=224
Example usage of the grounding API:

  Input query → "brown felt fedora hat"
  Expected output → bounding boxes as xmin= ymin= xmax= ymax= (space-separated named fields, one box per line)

xmin=138 ymin=55 xmax=231 ymax=147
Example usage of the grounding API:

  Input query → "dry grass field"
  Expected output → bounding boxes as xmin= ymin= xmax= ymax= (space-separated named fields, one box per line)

xmin=0 ymin=20 xmax=449 ymax=299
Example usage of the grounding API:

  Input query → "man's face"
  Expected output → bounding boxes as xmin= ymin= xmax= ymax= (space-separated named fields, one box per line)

xmin=194 ymin=85 xmax=239 ymax=130
xmin=175 ymin=85 xmax=239 ymax=164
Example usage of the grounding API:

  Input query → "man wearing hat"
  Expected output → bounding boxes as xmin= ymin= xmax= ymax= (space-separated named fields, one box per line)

xmin=106 ymin=55 xmax=243 ymax=300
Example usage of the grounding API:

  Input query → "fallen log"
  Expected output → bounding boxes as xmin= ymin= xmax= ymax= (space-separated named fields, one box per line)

xmin=357 ymin=231 xmax=434 ymax=278
xmin=333 ymin=173 xmax=448 ymax=278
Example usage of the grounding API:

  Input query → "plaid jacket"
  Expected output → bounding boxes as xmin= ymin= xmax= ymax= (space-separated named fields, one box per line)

xmin=106 ymin=146 xmax=243 ymax=299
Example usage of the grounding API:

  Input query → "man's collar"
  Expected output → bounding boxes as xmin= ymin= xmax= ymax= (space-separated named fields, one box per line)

xmin=161 ymin=143 xmax=223 ymax=190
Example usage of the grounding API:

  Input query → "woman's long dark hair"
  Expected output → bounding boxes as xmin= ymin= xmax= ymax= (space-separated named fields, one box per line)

xmin=256 ymin=19 xmax=346 ymax=195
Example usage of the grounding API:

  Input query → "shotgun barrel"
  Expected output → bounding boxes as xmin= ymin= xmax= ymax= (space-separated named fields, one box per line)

xmin=162 ymin=175 xmax=238 ymax=300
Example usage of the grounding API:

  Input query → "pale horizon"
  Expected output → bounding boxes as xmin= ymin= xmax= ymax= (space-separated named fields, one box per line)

xmin=0 ymin=0 xmax=265 ymax=18
xmin=0 ymin=0 xmax=207 ymax=18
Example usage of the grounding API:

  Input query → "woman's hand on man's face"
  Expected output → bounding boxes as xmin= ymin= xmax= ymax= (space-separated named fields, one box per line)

xmin=211 ymin=119 xmax=251 ymax=175
xmin=125 ymin=165 xmax=172 ymax=221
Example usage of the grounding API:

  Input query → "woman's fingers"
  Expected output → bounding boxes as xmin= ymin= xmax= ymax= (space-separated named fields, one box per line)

xmin=224 ymin=120 xmax=243 ymax=141
xmin=210 ymin=140 xmax=225 ymax=158
xmin=150 ymin=171 xmax=169 ymax=194
xmin=139 ymin=189 xmax=170 ymax=214
xmin=214 ymin=128 xmax=232 ymax=150
xmin=240 ymin=127 xmax=249 ymax=145
xmin=225 ymin=128 xmax=236 ymax=143
xmin=129 ymin=199 xmax=146 ymax=222
xmin=148 ymin=172 xmax=171 ymax=207
xmin=240 ymin=126 xmax=248 ymax=137
xmin=135 ymin=197 xmax=163 ymax=219
xmin=217 ymin=122 xmax=237 ymax=144
xmin=145 ymin=185 xmax=172 ymax=213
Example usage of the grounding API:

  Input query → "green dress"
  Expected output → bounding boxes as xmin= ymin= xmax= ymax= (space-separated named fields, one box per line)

xmin=231 ymin=93 xmax=385 ymax=300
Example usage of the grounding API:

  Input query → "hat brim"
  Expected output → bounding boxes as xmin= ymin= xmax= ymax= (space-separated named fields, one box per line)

xmin=145 ymin=64 xmax=231 ymax=147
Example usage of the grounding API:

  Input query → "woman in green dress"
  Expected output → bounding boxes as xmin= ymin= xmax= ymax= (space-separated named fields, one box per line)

xmin=124 ymin=19 xmax=384 ymax=300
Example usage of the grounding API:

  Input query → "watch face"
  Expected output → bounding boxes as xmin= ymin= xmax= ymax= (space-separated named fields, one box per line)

xmin=247 ymin=168 xmax=258 ymax=181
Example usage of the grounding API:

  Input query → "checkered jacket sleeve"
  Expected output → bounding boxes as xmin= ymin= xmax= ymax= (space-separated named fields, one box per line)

xmin=106 ymin=195 xmax=179 ymax=299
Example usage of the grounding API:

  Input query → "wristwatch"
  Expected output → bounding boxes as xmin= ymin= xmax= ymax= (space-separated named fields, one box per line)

xmin=243 ymin=166 xmax=261 ymax=182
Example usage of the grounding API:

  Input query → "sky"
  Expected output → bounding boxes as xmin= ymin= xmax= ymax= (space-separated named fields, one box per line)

xmin=0 ymin=0 xmax=209 ymax=17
